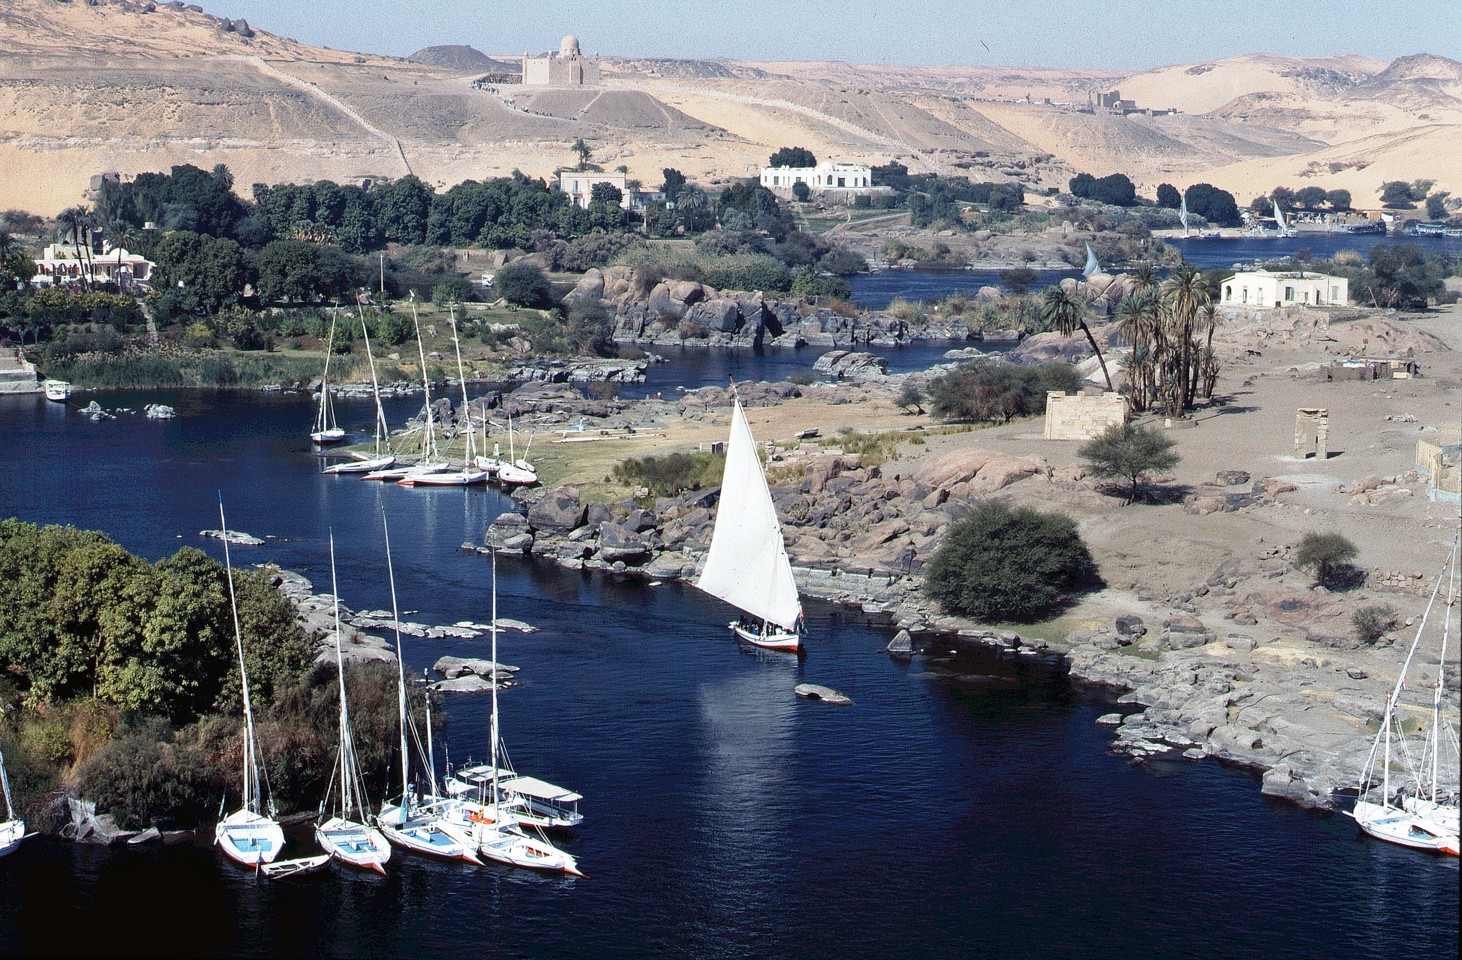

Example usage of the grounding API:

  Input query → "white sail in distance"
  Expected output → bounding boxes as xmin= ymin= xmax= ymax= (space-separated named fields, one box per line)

xmin=1082 ymin=242 xmax=1101 ymax=278
xmin=696 ymin=397 xmax=801 ymax=631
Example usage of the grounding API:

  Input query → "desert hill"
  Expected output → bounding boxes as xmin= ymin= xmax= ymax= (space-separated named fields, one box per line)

xmin=408 ymin=45 xmax=518 ymax=74
xmin=0 ymin=0 xmax=1454 ymax=216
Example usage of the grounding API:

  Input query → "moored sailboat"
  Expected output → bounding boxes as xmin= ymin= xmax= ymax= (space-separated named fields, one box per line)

xmin=324 ymin=304 xmax=396 ymax=475
xmin=310 ymin=313 xmax=347 ymax=445
xmin=372 ymin=513 xmax=481 ymax=864
xmin=213 ymin=500 xmax=286 ymax=868
xmin=314 ymin=533 xmax=392 ymax=874
xmin=443 ymin=550 xmax=581 ymax=875
xmin=1351 ymin=535 xmax=1460 ymax=856
xmin=1 ymin=739 xmax=25 ymax=858
xmin=695 ymin=389 xmax=803 ymax=651
xmin=397 ymin=308 xmax=486 ymax=487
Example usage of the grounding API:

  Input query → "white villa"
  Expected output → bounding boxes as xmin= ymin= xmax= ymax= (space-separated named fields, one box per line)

xmin=557 ymin=172 xmax=630 ymax=209
xmin=759 ymin=161 xmax=889 ymax=202
xmin=1219 ymin=270 xmax=1348 ymax=309
xmin=32 ymin=243 xmax=154 ymax=288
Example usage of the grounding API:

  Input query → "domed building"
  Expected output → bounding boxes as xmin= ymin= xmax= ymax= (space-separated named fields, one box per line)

xmin=522 ymin=35 xmax=601 ymax=86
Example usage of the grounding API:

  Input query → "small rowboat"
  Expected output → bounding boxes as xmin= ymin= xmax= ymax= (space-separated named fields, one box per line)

xmin=260 ymin=854 xmax=331 ymax=879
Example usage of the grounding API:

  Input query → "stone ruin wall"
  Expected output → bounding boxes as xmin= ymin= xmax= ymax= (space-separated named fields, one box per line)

xmin=1043 ymin=391 xmax=1126 ymax=441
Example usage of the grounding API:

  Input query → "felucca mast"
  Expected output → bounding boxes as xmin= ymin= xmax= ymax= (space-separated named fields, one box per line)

xmin=218 ymin=498 xmax=260 ymax=816
xmin=382 ymin=511 xmax=410 ymax=825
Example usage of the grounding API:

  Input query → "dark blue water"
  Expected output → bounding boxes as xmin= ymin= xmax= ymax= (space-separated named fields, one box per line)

xmin=0 ymin=391 xmax=1456 ymax=959
xmin=850 ymin=234 xmax=1462 ymax=309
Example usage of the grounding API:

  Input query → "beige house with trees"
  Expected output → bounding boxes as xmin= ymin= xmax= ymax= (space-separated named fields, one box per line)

xmin=1219 ymin=270 xmax=1347 ymax=309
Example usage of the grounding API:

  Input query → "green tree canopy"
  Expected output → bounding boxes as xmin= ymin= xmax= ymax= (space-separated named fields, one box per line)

xmin=254 ymin=240 xmax=361 ymax=304
xmin=1184 ymin=183 xmax=1241 ymax=227
xmin=1156 ymin=183 xmax=1181 ymax=209
xmin=493 ymin=260 xmax=553 ymax=308
xmin=149 ymin=231 xmax=250 ymax=314
xmin=1293 ymin=532 xmax=1358 ymax=587
xmin=924 ymin=503 xmax=1097 ymax=622
xmin=1077 ymin=422 xmax=1180 ymax=504
xmin=768 ymin=147 xmax=817 ymax=168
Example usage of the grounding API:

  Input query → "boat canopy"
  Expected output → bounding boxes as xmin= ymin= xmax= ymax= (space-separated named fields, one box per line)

xmin=455 ymin=766 xmax=582 ymax=803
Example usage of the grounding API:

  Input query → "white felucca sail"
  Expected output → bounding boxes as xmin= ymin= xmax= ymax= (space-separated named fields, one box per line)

xmin=696 ymin=394 xmax=802 ymax=650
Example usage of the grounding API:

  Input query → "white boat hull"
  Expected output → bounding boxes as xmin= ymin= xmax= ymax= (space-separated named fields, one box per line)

xmin=731 ymin=621 xmax=800 ymax=651
xmin=323 ymin=455 xmax=396 ymax=475
xmin=0 ymin=818 xmax=25 ymax=857
xmin=260 ymin=854 xmax=331 ymax=878
xmin=376 ymin=801 xmax=482 ymax=863
xmin=1352 ymin=799 xmax=1460 ymax=855
xmin=397 ymin=468 xmax=489 ymax=487
xmin=311 ymin=428 xmax=347 ymax=445
xmin=496 ymin=464 xmax=538 ymax=487
xmin=461 ymin=814 xmax=582 ymax=876
xmin=446 ymin=766 xmax=584 ymax=830
xmin=43 ymin=380 xmax=70 ymax=402
xmin=315 ymin=817 xmax=392 ymax=874
xmin=214 ymin=808 xmax=286 ymax=867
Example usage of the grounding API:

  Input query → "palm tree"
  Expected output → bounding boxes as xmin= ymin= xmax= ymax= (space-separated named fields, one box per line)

xmin=54 ymin=206 xmax=94 ymax=290
xmin=1040 ymin=286 xmax=1112 ymax=391
xmin=105 ymin=218 xmax=138 ymax=289
xmin=1160 ymin=265 xmax=1210 ymax=413
xmin=572 ymin=138 xmax=591 ymax=171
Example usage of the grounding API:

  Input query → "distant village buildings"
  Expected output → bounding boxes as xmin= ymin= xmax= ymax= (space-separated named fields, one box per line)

xmin=32 ymin=243 xmax=154 ymax=288
xmin=1219 ymin=270 xmax=1348 ymax=309
xmin=522 ymin=36 xmax=600 ymax=87
xmin=759 ymin=162 xmax=891 ymax=203
xmin=1086 ymin=89 xmax=1179 ymax=117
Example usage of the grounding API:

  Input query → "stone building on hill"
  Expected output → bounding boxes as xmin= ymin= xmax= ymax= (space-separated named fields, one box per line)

xmin=523 ymin=35 xmax=601 ymax=87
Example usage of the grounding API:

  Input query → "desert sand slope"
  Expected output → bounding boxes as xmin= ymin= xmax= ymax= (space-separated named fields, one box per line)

xmin=0 ymin=0 xmax=1451 ymax=218
xmin=1113 ymin=53 xmax=1388 ymax=116
xmin=1179 ymin=123 xmax=1462 ymax=205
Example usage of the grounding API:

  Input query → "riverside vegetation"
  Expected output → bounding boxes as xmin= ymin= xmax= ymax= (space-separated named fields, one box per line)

xmin=0 ymin=520 xmax=425 ymax=832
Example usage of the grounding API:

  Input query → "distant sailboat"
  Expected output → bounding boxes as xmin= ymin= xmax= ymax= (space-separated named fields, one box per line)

xmin=1 ymin=737 xmax=24 ymax=858
xmin=324 ymin=303 xmax=396 ymax=475
xmin=314 ymin=533 xmax=393 ymax=874
xmin=695 ymin=389 xmax=803 ymax=651
xmin=398 ymin=307 xmax=487 ymax=487
xmin=1082 ymin=242 xmax=1101 ymax=279
xmin=310 ymin=313 xmax=347 ymax=445
xmin=213 ymin=500 xmax=286 ymax=868
xmin=1179 ymin=194 xmax=1190 ymax=238
xmin=1272 ymin=200 xmax=1296 ymax=238
xmin=494 ymin=413 xmax=539 ymax=488
xmin=364 ymin=298 xmax=450 ymax=482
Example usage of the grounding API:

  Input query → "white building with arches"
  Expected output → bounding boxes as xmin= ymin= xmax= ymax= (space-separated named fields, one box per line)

xmin=1219 ymin=270 xmax=1348 ymax=309
xmin=759 ymin=161 xmax=889 ymax=202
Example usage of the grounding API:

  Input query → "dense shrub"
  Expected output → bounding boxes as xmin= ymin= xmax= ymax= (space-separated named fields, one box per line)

xmin=611 ymin=451 xmax=725 ymax=497
xmin=924 ymin=503 xmax=1097 ymax=622
xmin=494 ymin=261 xmax=553 ymax=308
xmin=927 ymin=362 xmax=1079 ymax=423
xmin=1293 ymin=532 xmax=1359 ymax=587
xmin=1352 ymin=604 xmax=1398 ymax=644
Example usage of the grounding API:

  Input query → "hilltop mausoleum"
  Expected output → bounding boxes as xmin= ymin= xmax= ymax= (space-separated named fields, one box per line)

xmin=523 ymin=36 xmax=600 ymax=87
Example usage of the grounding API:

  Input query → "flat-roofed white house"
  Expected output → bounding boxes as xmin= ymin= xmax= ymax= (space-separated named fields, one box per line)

xmin=759 ymin=161 xmax=890 ymax=202
xmin=32 ymin=243 xmax=154 ymax=288
xmin=1219 ymin=270 xmax=1348 ymax=309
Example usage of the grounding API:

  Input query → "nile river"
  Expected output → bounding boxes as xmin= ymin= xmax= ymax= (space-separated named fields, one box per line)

xmin=0 ymin=387 xmax=1456 ymax=958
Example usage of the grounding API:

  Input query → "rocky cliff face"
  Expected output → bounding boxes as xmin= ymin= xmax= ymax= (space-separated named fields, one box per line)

xmin=562 ymin=267 xmax=976 ymax=348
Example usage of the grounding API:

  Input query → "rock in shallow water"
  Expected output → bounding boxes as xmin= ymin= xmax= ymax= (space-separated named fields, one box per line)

xmin=794 ymin=683 xmax=853 ymax=706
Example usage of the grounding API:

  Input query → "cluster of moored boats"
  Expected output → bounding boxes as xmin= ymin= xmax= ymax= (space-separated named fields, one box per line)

xmin=313 ymin=299 xmax=540 ymax=490
xmin=211 ymin=505 xmax=582 ymax=878
xmin=1348 ymin=535 xmax=1461 ymax=857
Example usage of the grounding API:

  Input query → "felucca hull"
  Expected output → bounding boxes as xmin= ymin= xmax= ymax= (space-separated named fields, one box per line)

xmin=376 ymin=802 xmax=482 ymax=864
xmin=731 ymin=622 xmax=800 ymax=651
xmin=311 ymin=429 xmax=347 ymax=445
xmin=214 ymin=809 xmax=285 ymax=867
xmin=316 ymin=817 xmax=392 ymax=874
xmin=0 ymin=818 xmax=25 ymax=857
xmin=1352 ymin=800 xmax=1460 ymax=854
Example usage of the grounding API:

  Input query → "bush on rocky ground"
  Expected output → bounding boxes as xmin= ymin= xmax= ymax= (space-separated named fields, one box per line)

xmin=924 ymin=502 xmax=1097 ymax=622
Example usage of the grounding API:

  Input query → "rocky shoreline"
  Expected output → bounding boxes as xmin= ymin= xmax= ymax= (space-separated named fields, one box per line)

xmin=470 ymin=386 xmax=1455 ymax=813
